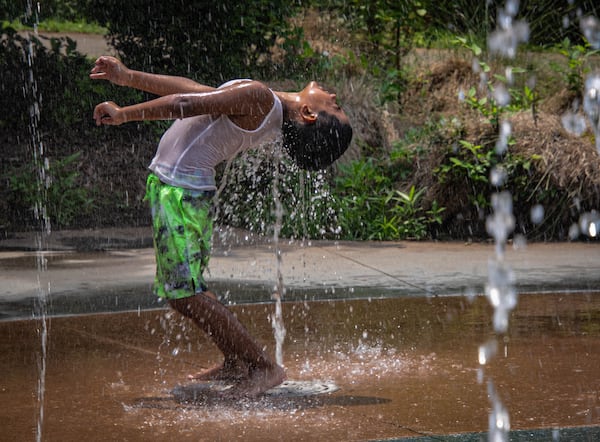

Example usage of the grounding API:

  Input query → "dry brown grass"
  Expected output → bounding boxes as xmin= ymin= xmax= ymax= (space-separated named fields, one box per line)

xmin=393 ymin=56 xmax=600 ymax=238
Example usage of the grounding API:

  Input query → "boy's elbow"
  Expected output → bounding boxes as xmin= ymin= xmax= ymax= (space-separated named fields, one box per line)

xmin=171 ymin=94 xmax=192 ymax=119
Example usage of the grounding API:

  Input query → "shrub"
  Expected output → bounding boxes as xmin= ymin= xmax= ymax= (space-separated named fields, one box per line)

xmin=0 ymin=23 xmax=154 ymax=230
xmin=4 ymin=152 xmax=94 ymax=228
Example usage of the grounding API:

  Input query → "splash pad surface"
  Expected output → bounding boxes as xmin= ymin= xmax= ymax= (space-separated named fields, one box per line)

xmin=1 ymin=293 xmax=599 ymax=441
xmin=2 ymin=236 xmax=600 ymax=439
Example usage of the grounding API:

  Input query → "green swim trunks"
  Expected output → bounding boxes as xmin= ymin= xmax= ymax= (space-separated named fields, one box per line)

xmin=145 ymin=174 xmax=214 ymax=299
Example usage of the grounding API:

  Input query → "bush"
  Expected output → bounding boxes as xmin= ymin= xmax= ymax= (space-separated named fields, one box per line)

xmin=0 ymin=23 xmax=155 ymax=230
xmin=333 ymin=147 xmax=443 ymax=241
xmin=5 ymin=152 xmax=94 ymax=228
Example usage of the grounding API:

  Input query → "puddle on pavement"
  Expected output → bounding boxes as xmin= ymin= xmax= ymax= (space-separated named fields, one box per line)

xmin=1 ymin=292 xmax=599 ymax=441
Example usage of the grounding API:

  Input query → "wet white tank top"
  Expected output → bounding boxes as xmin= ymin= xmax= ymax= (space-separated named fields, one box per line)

xmin=149 ymin=80 xmax=283 ymax=191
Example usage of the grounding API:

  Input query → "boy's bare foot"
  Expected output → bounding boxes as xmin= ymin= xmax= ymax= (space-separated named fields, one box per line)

xmin=222 ymin=363 xmax=286 ymax=398
xmin=188 ymin=358 xmax=249 ymax=381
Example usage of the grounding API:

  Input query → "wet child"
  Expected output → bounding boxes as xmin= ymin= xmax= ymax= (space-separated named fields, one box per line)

xmin=90 ymin=55 xmax=352 ymax=397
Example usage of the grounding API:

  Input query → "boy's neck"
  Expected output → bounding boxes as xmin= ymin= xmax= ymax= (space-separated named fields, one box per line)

xmin=273 ymin=91 xmax=301 ymax=120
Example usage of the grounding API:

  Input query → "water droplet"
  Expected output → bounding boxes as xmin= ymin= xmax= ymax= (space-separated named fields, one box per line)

xmin=485 ymin=259 xmax=517 ymax=333
xmin=568 ymin=223 xmax=580 ymax=240
xmin=505 ymin=0 xmax=520 ymax=18
xmin=495 ymin=120 xmax=512 ymax=155
xmin=583 ymin=75 xmax=600 ymax=124
xmin=490 ymin=166 xmax=508 ymax=186
xmin=580 ymin=15 xmax=600 ymax=49
xmin=478 ymin=339 xmax=498 ymax=365
xmin=493 ymin=82 xmax=511 ymax=107
xmin=505 ymin=67 xmax=514 ymax=85
xmin=583 ymin=74 xmax=600 ymax=151
xmin=561 ymin=111 xmax=587 ymax=136
xmin=579 ymin=211 xmax=600 ymax=237
xmin=488 ymin=20 xmax=530 ymax=58
xmin=486 ymin=191 xmax=515 ymax=246
xmin=530 ymin=204 xmax=544 ymax=224
xmin=512 ymin=234 xmax=527 ymax=250
xmin=488 ymin=380 xmax=511 ymax=441
xmin=464 ymin=287 xmax=477 ymax=303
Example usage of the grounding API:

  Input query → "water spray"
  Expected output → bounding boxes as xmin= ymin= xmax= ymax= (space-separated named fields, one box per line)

xmin=24 ymin=2 xmax=52 ymax=441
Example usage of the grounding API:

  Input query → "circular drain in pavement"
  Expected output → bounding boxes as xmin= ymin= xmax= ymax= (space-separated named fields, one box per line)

xmin=266 ymin=380 xmax=339 ymax=397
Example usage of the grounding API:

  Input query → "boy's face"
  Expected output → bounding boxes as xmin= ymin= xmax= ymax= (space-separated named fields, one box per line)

xmin=299 ymin=81 xmax=350 ymax=125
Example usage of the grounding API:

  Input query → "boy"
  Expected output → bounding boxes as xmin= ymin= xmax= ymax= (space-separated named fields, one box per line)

xmin=90 ymin=56 xmax=352 ymax=398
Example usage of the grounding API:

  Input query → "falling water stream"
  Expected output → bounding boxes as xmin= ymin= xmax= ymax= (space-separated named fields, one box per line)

xmin=24 ymin=1 xmax=52 ymax=441
xmin=482 ymin=1 xmax=525 ymax=439
xmin=468 ymin=2 xmax=600 ymax=439
xmin=270 ymin=149 xmax=286 ymax=367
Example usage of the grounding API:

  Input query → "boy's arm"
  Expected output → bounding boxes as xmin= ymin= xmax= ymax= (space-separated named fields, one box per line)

xmin=93 ymin=81 xmax=274 ymax=126
xmin=90 ymin=56 xmax=215 ymax=96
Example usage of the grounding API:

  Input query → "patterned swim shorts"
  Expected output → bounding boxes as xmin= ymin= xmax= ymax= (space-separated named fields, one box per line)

xmin=145 ymin=174 xmax=214 ymax=299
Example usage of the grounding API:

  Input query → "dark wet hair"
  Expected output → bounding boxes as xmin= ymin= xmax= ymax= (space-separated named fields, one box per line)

xmin=282 ymin=111 xmax=353 ymax=171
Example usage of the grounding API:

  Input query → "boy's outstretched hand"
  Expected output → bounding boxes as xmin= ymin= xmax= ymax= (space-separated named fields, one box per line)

xmin=90 ymin=56 xmax=130 ymax=86
xmin=93 ymin=101 xmax=124 ymax=126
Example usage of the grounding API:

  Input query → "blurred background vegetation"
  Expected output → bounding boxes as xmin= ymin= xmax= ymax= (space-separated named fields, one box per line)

xmin=1 ymin=0 xmax=599 ymax=241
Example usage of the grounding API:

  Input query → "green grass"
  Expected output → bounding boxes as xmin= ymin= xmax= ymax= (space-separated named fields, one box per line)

xmin=2 ymin=19 xmax=106 ymax=34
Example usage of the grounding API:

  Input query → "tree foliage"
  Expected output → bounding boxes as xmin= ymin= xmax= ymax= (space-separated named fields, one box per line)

xmin=1 ymin=0 xmax=86 ymax=23
xmin=421 ymin=0 xmax=599 ymax=46
xmin=82 ymin=0 xmax=300 ymax=83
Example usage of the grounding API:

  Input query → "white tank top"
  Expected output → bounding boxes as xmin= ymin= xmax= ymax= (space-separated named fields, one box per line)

xmin=149 ymin=80 xmax=283 ymax=191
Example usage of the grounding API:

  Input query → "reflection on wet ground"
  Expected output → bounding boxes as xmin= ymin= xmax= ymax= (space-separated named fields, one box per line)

xmin=1 ymin=292 xmax=599 ymax=441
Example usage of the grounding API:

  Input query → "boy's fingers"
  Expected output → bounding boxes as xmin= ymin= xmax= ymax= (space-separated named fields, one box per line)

xmin=93 ymin=105 xmax=107 ymax=123
xmin=94 ymin=114 xmax=111 ymax=126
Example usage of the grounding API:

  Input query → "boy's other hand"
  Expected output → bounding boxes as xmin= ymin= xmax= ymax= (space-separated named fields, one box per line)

xmin=90 ymin=56 xmax=130 ymax=86
xmin=93 ymin=101 xmax=124 ymax=126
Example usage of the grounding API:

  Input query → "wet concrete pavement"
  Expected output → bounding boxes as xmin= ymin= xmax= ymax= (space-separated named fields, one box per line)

xmin=1 ymin=227 xmax=599 ymax=318
xmin=1 ymin=228 xmax=599 ymax=440
xmin=1 ymin=293 xmax=599 ymax=441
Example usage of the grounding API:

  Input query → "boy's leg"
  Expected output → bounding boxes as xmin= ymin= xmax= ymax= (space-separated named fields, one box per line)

xmin=146 ymin=175 xmax=284 ymax=396
xmin=170 ymin=293 xmax=285 ymax=397
xmin=184 ymin=291 xmax=249 ymax=381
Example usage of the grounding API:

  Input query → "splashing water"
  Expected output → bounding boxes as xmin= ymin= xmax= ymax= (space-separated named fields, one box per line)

xmin=493 ymin=82 xmax=511 ymax=107
xmin=495 ymin=120 xmax=512 ymax=155
xmin=580 ymin=15 xmax=600 ymax=50
xmin=530 ymin=204 xmax=544 ymax=225
xmin=213 ymin=145 xmax=289 ymax=366
xmin=270 ymin=149 xmax=286 ymax=367
xmin=487 ymin=0 xmax=530 ymax=59
xmin=573 ymin=210 xmax=600 ymax=238
xmin=478 ymin=338 xmax=498 ymax=366
xmin=490 ymin=166 xmax=508 ymax=187
xmin=480 ymin=3 xmax=528 ymax=439
xmin=488 ymin=380 xmax=511 ymax=442
xmin=583 ymin=74 xmax=600 ymax=152
xmin=485 ymin=259 xmax=518 ymax=334
xmin=561 ymin=110 xmax=587 ymax=136
xmin=486 ymin=191 xmax=515 ymax=258
xmin=24 ymin=2 xmax=52 ymax=441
